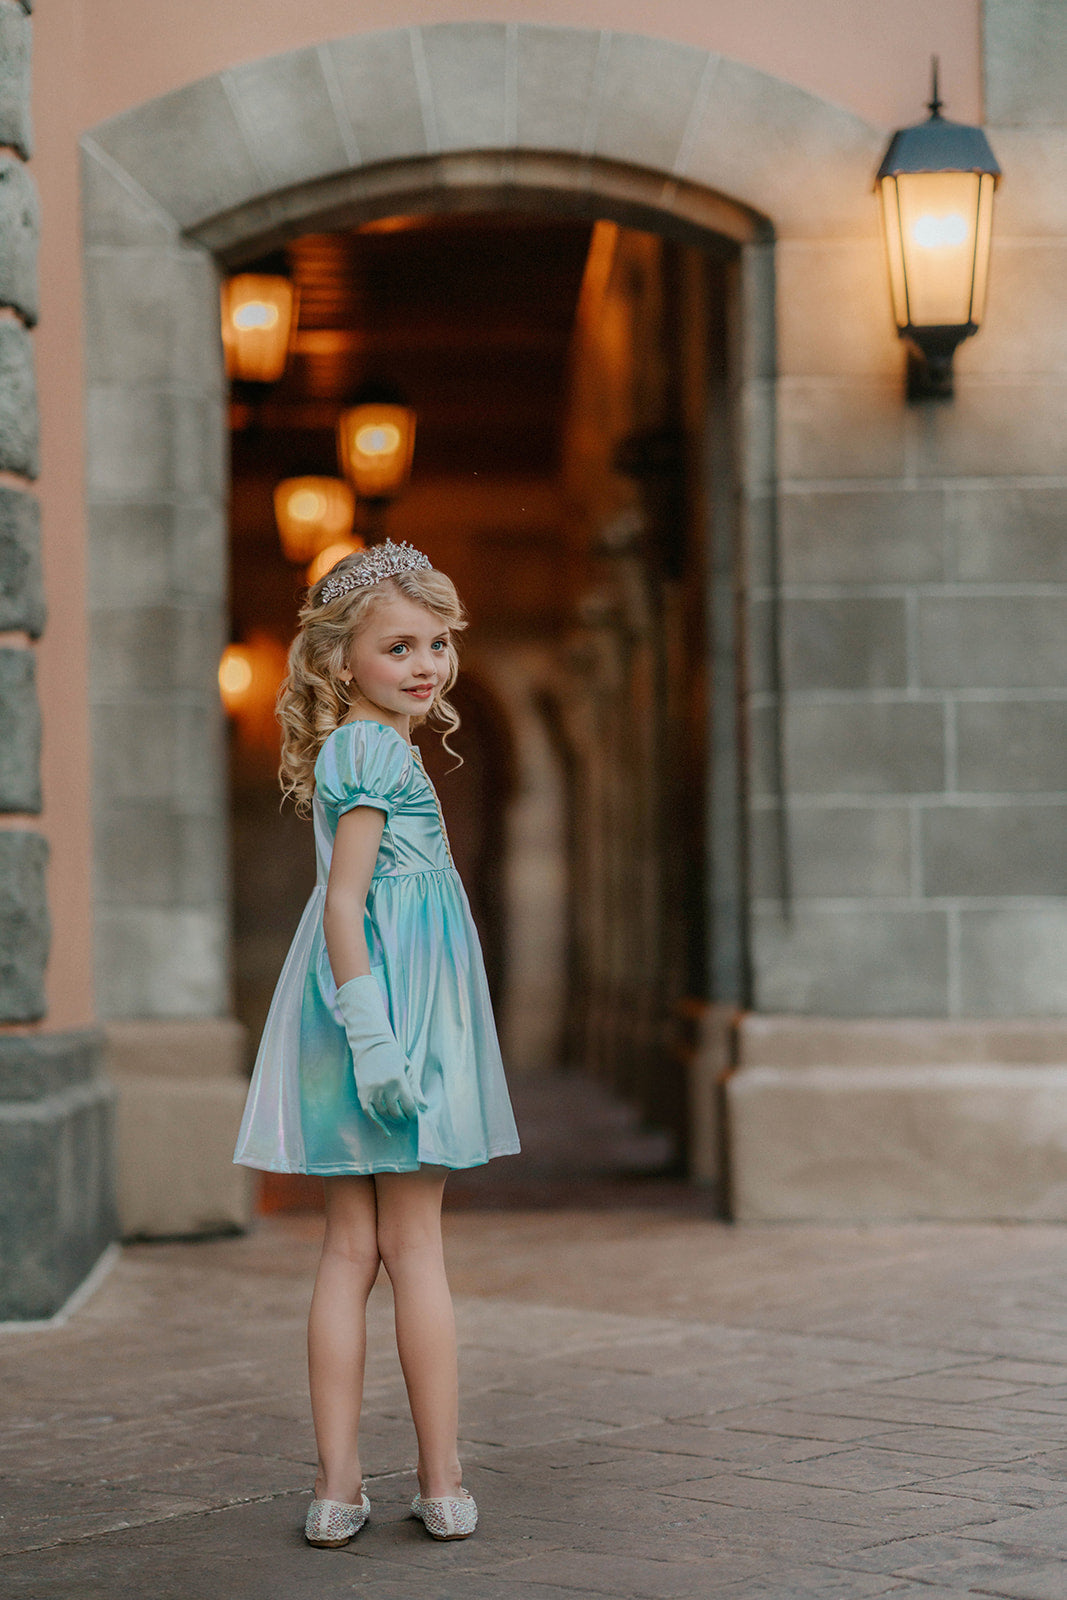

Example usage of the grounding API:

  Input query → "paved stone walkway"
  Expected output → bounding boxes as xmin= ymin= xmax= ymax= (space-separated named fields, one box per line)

xmin=4 ymin=1203 xmax=1067 ymax=1598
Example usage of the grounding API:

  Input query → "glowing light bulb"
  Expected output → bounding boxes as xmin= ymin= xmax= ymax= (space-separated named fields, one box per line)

xmin=232 ymin=301 xmax=280 ymax=331
xmin=912 ymin=212 xmax=969 ymax=249
xmin=354 ymin=423 xmax=402 ymax=458
xmin=274 ymin=477 xmax=356 ymax=562
xmin=337 ymin=403 xmax=416 ymax=499
xmin=307 ymin=538 xmax=365 ymax=587
xmin=219 ymin=647 xmax=254 ymax=708
xmin=220 ymin=275 xmax=297 ymax=381
xmin=289 ymin=489 xmax=328 ymax=522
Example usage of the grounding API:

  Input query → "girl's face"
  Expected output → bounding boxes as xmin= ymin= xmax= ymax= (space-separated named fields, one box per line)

xmin=341 ymin=592 xmax=450 ymax=733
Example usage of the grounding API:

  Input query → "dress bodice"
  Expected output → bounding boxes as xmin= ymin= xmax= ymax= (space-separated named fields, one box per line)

xmin=311 ymin=722 xmax=454 ymax=886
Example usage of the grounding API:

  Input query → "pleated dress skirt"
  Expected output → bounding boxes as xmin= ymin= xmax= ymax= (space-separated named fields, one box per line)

xmin=233 ymin=719 xmax=520 ymax=1176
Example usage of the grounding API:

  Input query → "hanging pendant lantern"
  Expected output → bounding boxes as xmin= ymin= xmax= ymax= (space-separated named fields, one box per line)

xmin=337 ymin=401 xmax=417 ymax=503
xmin=218 ymin=634 xmax=288 ymax=719
xmin=274 ymin=477 xmax=356 ymax=564
xmin=220 ymin=274 xmax=298 ymax=383
xmin=306 ymin=538 xmax=366 ymax=588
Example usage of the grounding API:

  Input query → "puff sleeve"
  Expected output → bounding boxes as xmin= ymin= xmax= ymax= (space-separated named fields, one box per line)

xmin=314 ymin=722 xmax=416 ymax=822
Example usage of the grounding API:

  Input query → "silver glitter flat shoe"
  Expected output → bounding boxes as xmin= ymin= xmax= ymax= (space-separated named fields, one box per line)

xmin=411 ymin=1488 xmax=478 ymax=1540
xmin=304 ymin=1491 xmax=370 ymax=1547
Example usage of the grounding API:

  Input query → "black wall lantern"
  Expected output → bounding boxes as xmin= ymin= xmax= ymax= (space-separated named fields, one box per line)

xmin=877 ymin=61 xmax=1001 ymax=400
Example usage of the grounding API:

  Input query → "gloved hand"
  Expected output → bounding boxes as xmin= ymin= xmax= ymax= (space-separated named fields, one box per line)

xmin=335 ymin=974 xmax=427 ymax=1135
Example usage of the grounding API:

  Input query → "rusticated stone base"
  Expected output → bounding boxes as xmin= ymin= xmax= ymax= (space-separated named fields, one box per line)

xmin=106 ymin=1018 xmax=253 ymax=1238
xmin=728 ymin=1015 xmax=1067 ymax=1221
xmin=0 ymin=1028 xmax=117 ymax=1320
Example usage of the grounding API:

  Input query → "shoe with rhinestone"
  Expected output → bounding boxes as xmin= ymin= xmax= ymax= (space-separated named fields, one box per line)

xmin=304 ymin=1491 xmax=370 ymax=1547
xmin=411 ymin=1488 xmax=478 ymax=1540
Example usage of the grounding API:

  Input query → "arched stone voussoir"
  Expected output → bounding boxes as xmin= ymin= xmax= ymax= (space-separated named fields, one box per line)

xmin=88 ymin=72 xmax=267 ymax=232
xmin=194 ymin=151 xmax=766 ymax=266
xmin=220 ymin=47 xmax=359 ymax=194
xmin=84 ymin=22 xmax=885 ymax=242
xmin=679 ymin=56 xmax=885 ymax=241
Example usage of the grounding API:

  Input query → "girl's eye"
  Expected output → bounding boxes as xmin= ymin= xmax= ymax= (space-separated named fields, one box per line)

xmin=431 ymin=639 xmax=447 ymax=652
xmin=389 ymin=644 xmax=408 ymax=656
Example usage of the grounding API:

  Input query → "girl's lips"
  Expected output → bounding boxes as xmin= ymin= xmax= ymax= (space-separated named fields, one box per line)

xmin=404 ymin=685 xmax=434 ymax=698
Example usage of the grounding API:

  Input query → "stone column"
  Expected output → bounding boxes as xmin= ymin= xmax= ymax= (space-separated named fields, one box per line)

xmin=0 ymin=0 xmax=116 ymax=1320
xmin=79 ymin=142 xmax=251 ymax=1240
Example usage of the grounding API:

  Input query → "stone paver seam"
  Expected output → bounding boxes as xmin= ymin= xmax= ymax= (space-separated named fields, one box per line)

xmin=0 ymin=1487 xmax=298 ymax=1561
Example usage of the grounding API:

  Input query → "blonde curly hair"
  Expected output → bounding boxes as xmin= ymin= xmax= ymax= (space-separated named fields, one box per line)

xmin=278 ymin=552 xmax=467 ymax=816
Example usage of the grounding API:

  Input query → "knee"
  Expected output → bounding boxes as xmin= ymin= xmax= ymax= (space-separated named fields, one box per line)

xmin=321 ymin=1228 xmax=381 ymax=1281
xmin=376 ymin=1219 xmax=440 ymax=1278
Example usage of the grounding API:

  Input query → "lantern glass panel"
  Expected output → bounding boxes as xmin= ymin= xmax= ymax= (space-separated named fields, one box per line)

xmin=337 ymin=404 xmax=416 ymax=499
xmin=218 ymin=634 xmax=290 ymax=744
xmin=307 ymin=537 xmax=365 ymax=588
xmin=221 ymin=275 xmax=297 ymax=383
xmin=970 ymin=172 xmax=996 ymax=325
xmin=274 ymin=476 xmax=355 ymax=563
xmin=218 ymin=645 xmax=254 ymax=710
xmin=888 ymin=170 xmax=982 ymax=328
xmin=879 ymin=177 xmax=910 ymax=329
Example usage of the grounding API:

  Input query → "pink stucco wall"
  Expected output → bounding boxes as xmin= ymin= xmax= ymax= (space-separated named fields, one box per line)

xmin=30 ymin=0 xmax=983 ymax=1028
xmin=67 ymin=1 xmax=984 ymax=132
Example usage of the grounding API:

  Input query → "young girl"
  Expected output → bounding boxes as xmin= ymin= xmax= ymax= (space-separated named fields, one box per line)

xmin=233 ymin=538 xmax=520 ymax=1548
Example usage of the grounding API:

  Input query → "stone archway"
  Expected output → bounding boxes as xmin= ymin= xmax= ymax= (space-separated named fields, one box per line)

xmin=79 ymin=23 xmax=884 ymax=1229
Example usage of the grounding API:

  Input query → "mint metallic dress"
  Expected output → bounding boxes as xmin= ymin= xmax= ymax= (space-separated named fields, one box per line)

xmin=233 ymin=720 xmax=520 ymax=1175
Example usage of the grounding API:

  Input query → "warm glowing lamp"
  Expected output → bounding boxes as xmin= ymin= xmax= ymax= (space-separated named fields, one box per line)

xmin=220 ymin=274 xmax=298 ymax=383
xmin=337 ymin=402 xmax=416 ymax=502
xmin=274 ymin=477 xmax=356 ymax=564
xmin=218 ymin=635 xmax=289 ymax=731
xmin=877 ymin=60 xmax=1000 ymax=399
xmin=306 ymin=538 xmax=365 ymax=588
xmin=218 ymin=644 xmax=256 ymax=714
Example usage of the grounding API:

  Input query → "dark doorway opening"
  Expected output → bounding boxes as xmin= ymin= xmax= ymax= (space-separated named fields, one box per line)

xmin=225 ymin=210 xmax=737 ymax=1212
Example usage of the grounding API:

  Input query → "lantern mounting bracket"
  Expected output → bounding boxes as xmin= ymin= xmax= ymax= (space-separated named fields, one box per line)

xmin=905 ymin=325 xmax=974 ymax=401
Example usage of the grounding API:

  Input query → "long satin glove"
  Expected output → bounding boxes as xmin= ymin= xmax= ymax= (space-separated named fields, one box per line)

xmin=335 ymin=974 xmax=427 ymax=1135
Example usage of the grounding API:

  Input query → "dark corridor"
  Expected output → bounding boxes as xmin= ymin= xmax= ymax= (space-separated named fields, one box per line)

xmin=224 ymin=210 xmax=734 ymax=1210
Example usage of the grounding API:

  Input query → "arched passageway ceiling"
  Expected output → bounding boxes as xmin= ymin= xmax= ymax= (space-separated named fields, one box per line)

xmin=81 ymin=23 xmax=884 ymax=249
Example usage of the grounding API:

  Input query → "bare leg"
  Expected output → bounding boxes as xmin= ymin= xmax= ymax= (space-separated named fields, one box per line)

xmin=375 ymin=1168 xmax=462 ymax=1499
xmin=307 ymin=1175 xmax=380 ymax=1504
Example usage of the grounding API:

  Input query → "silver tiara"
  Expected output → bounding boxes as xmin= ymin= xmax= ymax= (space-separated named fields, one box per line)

xmin=318 ymin=539 xmax=432 ymax=604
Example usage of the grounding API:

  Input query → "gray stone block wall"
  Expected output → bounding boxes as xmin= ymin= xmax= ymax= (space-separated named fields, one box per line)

xmin=0 ymin=648 xmax=41 ymax=812
xmin=0 ymin=156 xmax=39 ymax=324
xmin=0 ymin=1030 xmax=117 ymax=1320
xmin=0 ymin=829 xmax=48 ymax=1019
xmin=81 ymin=148 xmax=231 ymax=1019
xmin=0 ymin=485 xmax=44 ymax=635
xmin=0 ymin=1 xmax=117 ymax=1321
xmin=746 ymin=8 xmax=1067 ymax=1017
xmin=0 ymin=321 xmax=39 ymax=478
xmin=985 ymin=0 xmax=1067 ymax=125
xmin=752 ymin=906 xmax=950 ymax=1017
xmin=0 ymin=0 xmax=32 ymax=159
xmin=750 ymin=491 xmax=1067 ymax=1016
